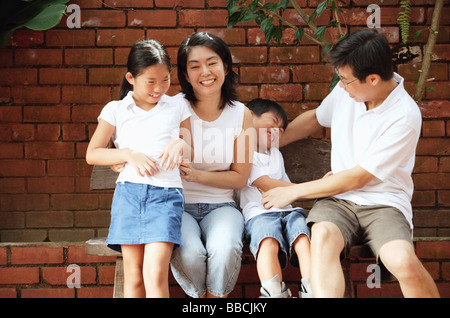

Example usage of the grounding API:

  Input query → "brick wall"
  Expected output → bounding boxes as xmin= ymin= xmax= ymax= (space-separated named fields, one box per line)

xmin=0 ymin=239 xmax=449 ymax=298
xmin=0 ymin=0 xmax=449 ymax=242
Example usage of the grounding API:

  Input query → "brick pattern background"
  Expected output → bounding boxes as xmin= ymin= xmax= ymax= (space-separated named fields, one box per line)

xmin=0 ymin=0 xmax=449 ymax=242
xmin=0 ymin=239 xmax=449 ymax=298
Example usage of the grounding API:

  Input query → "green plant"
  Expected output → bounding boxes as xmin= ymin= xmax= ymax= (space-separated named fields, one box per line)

xmin=0 ymin=0 xmax=69 ymax=48
xmin=226 ymin=0 xmax=347 ymax=89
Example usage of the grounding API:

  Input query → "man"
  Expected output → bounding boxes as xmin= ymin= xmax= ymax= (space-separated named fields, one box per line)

xmin=262 ymin=30 xmax=440 ymax=298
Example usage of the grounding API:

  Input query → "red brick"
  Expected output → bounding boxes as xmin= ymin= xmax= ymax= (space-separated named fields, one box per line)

xmin=413 ymin=173 xmax=450 ymax=190
xmin=155 ymin=0 xmax=204 ymax=7
xmin=27 ymin=177 xmax=75 ymax=194
xmin=35 ymin=124 xmax=61 ymax=141
xmin=422 ymin=120 xmax=446 ymax=137
xmin=0 ymin=268 xmax=39 ymax=285
xmin=438 ymin=190 xmax=450 ymax=206
xmin=179 ymin=9 xmax=229 ymax=27
xmin=24 ymin=106 xmax=71 ymax=123
xmin=15 ymin=49 xmax=62 ymax=66
xmin=78 ymin=10 xmax=126 ymax=28
xmin=96 ymin=29 xmax=145 ymax=47
xmin=0 ymin=144 xmax=23 ymax=159
xmin=293 ymin=64 xmax=334 ymax=83
xmin=46 ymin=30 xmax=96 ymax=47
xmin=416 ymin=241 xmax=450 ymax=259
xmin=0 ymin=124 xmax=34 ymax=142
xmin=0 ymin=68 xmax=37 ymax=85
xmin=21 ymin=288 xmax=75 ymax=298
xmin=230 ymin=47 xmax=267 ymax=64
xmin=128 ymin=10 xmax=177 ymax=27
xmin=98 ymin=266 xmax=115 ymax=285
xmin=89 ymin=67 xmax=126 ymax=85
xmin=0 ymin=160 xmax=46 ymax=177
xmin=0 ymin=289 xmax=17 ymax=298
xmin=77 ymin=287 xmax=113 ymax=298
xmin=0 ymin=247 xmax=7 ymax=265
xmin=47 ymin=159 xmax=92 ymax=177
xmin=51 ymin=194 xmax=99 ymax=210
xmin=426 ymin=81 xmax=450 ymax=99
xmin=0 ymin=106 xmax=22 ymax=122
xmin=414 ymin=156 xmax=438 ymax=173
xmin=146 ymin=29 xmax=195 ymax=47
xmin=240 ymin=66 xmax=290 ymax=84
xmin=260 ymin=84 xmax=303 ymax=102
xmin=417 ymin=138 xmax=450 ymax=156
xmin=63 ymin=123 xmax=88 ymax=141
xmin=43 ymin=266 xmax=96 ymax=285
xmin=65 ymin=48 xmax=113 ymax=65
xmin=62 ymin=86 xmax=110 ymax=104
xmin=40 ymin=68 xmax=86 ymax=85
xmin=304 ymin=83 xmax=331 ymax=100
xmin=198 ymin=28 xmax=246 ymax=45
xmin=25 ymin=142 xmax=74 ymax=159
xmin=11 ymin=246 xmax=63 ymax=265
xmin=12 ymin=86 xmax=60 ymax=104
xmin=270 ymin=46 xmax=320 ymax=64
xmin=67 ymin=245 xmax=116 ymax=264
xmin=104 ymin=0 xmax=153 ymax=8
xmin=72 ymin=105 xmax=102 ymax=122
xmin=0 ymin=177 xmax=26 ymax=193
xmin=9 ymin=30 xmax=44 ymax=47
xmin=412 ymin=190 xmax=436 ymax=207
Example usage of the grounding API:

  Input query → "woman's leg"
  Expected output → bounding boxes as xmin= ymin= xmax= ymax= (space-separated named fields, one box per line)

xmin=201 ymin=205 xmax=244 ymax=298
xmin=170 ymin=212 xmax=208 ymax=298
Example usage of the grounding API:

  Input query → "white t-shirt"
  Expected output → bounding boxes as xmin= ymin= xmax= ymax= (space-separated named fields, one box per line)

xmin=316 ymin=73 xmax=422 ymax=228
xmin=239 ymin=147 xmax=297 ymax=223
xmin=174 ymin=93 xmax=245 ymax=204
xmin=98 ymin=91 xmax=191 ymax=188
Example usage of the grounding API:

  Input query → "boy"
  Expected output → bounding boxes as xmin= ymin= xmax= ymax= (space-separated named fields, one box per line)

xmin=240 ymin=98 xmax=313 ymax=298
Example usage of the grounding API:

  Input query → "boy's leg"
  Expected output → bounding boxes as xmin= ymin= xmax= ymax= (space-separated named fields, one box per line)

xmin=143 ymin=242 xmax=174 ymax=298
xmin=121 ymin=244 xmax=145 ymax=298
xmin=379 ymin=240 xmax=440 ymax=298
xmin=257 ymin=237 xmax=283 ymax=282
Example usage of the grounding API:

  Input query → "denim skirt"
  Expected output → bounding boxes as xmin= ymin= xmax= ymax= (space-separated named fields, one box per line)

xmin=106 ymin=182 xmax=184 ymax=252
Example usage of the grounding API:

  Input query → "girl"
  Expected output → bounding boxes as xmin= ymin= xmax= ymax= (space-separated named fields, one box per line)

xmin=86 ymin=40 xmax=192 ymax=298
xmin=169 ymin=32 xmax=255 ymax=298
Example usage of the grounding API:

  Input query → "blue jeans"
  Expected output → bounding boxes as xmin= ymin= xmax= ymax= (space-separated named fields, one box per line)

xmin=245 ymin=209 xmax=310 ymax=269
xmin=170 ymin=202 xmax=244 ymax=298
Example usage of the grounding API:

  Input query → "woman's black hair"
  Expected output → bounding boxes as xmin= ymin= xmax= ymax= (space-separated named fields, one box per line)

xmin=247 ymin=98 xmax=288 ymax=130
xmin=329 ymin=29 xmax=394 ymax=81
xmin=177 ymin=32 xmax=239 ymax=109
xmin=119 ymin=39 xmax=171 ymax=99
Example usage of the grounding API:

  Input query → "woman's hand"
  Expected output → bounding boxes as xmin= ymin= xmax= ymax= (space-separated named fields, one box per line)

xmin=179 ymin=160 xmax=199 ymax=182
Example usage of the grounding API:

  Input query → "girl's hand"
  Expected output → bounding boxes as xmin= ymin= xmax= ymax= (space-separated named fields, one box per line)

xmin=128 ymin=150 xmax=159 ymax=177
xmin=158 ymin=138 xmax=185 ymax=171
xmin=110 ymin=163 xmax=125 ymax=173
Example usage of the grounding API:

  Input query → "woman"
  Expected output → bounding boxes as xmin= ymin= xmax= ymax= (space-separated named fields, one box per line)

xmin=170 ymin=32 xmax=254 ymax=298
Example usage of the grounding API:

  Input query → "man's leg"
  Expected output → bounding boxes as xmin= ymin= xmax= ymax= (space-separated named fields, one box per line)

xmin=379 ymin=240 xmax=440 ymax=298
xmin=310 ymin=221 xmax=346 ymax=297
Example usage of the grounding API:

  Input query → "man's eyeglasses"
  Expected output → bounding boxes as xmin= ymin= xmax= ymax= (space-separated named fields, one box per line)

xmin=335 ymin=68 xmax=358 ymax=88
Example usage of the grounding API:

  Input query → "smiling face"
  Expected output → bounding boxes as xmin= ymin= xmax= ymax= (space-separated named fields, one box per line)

xmin=252 ymin=111 xmax=285 ymax=152
xmin=184 ymin=46 xmax=226 ymax=100
xmin=126 ymin=63 xmax=171 ymax=110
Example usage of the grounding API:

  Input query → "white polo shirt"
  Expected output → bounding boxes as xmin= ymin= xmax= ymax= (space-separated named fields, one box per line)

xmin=316 ymin=73 xmax=422 ymax=228
xmin=239 ymin=147 xmax=297 ymax=223
xmin=98 ymin=91 xmax=191 ymax=188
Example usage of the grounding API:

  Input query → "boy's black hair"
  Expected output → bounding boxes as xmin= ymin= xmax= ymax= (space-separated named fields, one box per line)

xmin=247 ymin=98 xmax=288 ymax=130
xmin=329 ymin=29 xmax=394 ymax=81
xmin=177 ymin=32 xmax=239 ymax=109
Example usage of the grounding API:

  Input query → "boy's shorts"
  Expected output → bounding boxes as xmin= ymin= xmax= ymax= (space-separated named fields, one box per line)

xmin=244 ymin=209 xmax=310 ymax=269
xmin=306 ymin=197 xmax=412 ymax=260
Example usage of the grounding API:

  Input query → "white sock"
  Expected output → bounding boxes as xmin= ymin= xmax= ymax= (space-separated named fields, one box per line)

xmin=261 ymin=274 xmax=282 ymax=296
xmin=301 ymin=277 xmax=313 ymax=294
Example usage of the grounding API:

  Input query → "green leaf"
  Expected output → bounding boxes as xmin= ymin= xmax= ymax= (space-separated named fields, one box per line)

xmin=294 ymin=28 xmax=304 ymax=42
xmin=316 ymin=0 xmax=330 ymax=17
xmin=24 ymin=3 xmax=67 ymax=30
xmin=313 ymin=25 xmax=327 ymax=38
xmin=412 ymin=29 xmax=423 ymax=42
